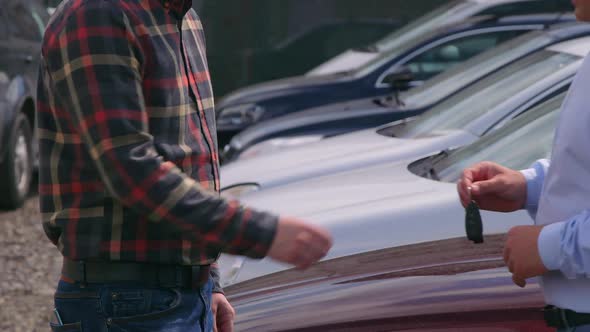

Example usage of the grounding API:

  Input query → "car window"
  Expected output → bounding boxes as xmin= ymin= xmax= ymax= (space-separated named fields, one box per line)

xmin=318 ymin=24 xmax=396 ymax=59
xmin=390 ymin=50 xmax=579 ymax=138
xmin=401 ymin=29 xmax=529 ymax=81
xmin=373 ymin=0 xmax=481 ymax=52
xmin=429 ymin=92 xmax=565 ymax=183
xmin=280 ymin=23 xmax=395 ymax=61
xmin=6 ymin=2 xmax=47 ymax=41
xmin=490 ymin=82 xmax=571 ymax=130
xmin=400 ymin=30 xmax=551 ymax=107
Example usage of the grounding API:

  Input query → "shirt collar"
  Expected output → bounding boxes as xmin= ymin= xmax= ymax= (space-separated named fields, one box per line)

xmin=161 ymin=0 xmax=192 ymax=18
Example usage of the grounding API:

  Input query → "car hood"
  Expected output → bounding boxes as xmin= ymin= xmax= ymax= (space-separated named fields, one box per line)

xmin=230 ymin=255 xmax=545 ymax=332
xmin=229 ymin=96 xmax=407 ymax=149
xmin=221 ymin=128 xmax=476 ymax=190
xmin=229 ymin=161 xmax=533 ymax=283
xmin=240 ymin=160 xmax=447 ymax=218
xmin=217 ymin=72 xmax=353 ymax=109
xmin=306 ymin=49 xmax=380 ymax=76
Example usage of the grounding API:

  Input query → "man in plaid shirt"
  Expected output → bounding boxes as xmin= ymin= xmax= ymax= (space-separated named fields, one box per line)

xmin=37 ymin=0 xmax=332 ymax=331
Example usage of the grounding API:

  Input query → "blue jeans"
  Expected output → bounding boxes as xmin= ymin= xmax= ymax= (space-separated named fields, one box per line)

xmin=50 ymin=279 xmax=213 ymax=332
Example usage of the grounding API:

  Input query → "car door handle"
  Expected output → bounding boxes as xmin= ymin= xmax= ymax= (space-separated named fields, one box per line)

xmin=23 ymin=55 xmax=33 ymax=64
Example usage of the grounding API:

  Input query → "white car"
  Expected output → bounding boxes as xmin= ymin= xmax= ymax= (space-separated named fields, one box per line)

xmin=219 ymin=92 xmax=563 ymax=286
xmin=221 ymin=37 xmax=590 ymax=195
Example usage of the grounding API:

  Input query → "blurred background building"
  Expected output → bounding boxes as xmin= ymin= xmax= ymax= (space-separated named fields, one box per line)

xmin=42 ymin=0 xmax=451 ymax=97
xmin=194 ymin=0 xmax=449 ymax=96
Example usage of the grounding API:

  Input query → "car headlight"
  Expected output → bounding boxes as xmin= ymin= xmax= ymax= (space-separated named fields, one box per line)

xmin=220 ymin=184 xmax=260 ymax=199
xmin=217 ymin=254 xmax=246 ymax=287
xmin=217 ymin=104 xmax=265 ymax=130
xmin=239 ymin=135 xmax=325 ymax=161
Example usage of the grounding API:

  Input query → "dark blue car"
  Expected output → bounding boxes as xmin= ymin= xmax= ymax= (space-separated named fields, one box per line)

xmin=221 ymin=21 xmax=590 ymax=162
xmin=0 ymin=0 xmax=47 ymax=208
xmin=215 ymin=13 xmax=574 ymax=149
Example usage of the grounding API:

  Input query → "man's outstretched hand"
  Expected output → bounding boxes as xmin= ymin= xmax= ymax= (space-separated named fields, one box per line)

xmin=267 ymin=217 xmax=333 ymax=270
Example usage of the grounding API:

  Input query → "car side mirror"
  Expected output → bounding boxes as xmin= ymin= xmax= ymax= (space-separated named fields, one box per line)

xmin=382 ymin=67 xmax=415 ymax=91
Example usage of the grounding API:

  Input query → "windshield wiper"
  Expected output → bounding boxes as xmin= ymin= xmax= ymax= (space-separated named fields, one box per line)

xmin=424 ymin=150 xmax=450 ymax=181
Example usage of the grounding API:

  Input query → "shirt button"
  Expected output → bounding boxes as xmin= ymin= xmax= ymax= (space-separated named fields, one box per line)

xmin=106 ymin=318 xmax=113 ymax=325
xmin=111 ymin=293 xmax=118 ymax=300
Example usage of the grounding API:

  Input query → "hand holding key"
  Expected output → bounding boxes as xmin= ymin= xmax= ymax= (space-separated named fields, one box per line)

xmin=458 ymin=161 xmax=546 ymax=287
xmin=457 ymin=161 xmax=527 ymax=212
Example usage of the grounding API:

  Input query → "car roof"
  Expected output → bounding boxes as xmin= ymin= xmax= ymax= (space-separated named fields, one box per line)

xmin=548 ymin=36 xmax=590 ymax=56
xmin=423 ymin=13 xmax=574 ymax=39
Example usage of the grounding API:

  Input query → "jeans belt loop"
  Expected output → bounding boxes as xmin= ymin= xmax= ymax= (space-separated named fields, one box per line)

xmin=175 ymin=265 xmax=183 ymax=288
xmin=78 ymin=261 xmax=87 ymax=288
xmin=192 ymin=265 xmax=201 ymax=290
xmin=155 ymin=264 xmax=161 ymax=286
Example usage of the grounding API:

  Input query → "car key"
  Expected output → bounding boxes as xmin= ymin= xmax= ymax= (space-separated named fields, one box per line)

xmin=465 ymin=200 xmax=484 ymax=244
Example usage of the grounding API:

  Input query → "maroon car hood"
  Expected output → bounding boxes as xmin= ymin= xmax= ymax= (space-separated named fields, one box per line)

xmin=228 ymin=235 xmax=549 ymax=332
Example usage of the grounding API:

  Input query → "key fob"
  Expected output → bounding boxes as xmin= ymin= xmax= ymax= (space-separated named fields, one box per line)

xmin=465 ymin=201 xmax=484 ymax=244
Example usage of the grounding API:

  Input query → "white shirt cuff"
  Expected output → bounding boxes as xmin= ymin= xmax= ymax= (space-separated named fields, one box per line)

xmin=538 ymin=221 xmax=565 ymax=271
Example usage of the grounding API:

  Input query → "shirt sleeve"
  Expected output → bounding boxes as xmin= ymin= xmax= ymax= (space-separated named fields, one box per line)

xmin=538 ymin=211 xmax=590 ymax=278
xmin=42 ymin=2 xmax=277 ymax=258
xmin=520 ymin=159 xmax=550 ymax=219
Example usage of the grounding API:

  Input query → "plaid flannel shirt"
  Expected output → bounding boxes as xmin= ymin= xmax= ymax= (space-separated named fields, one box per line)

xmin=37 ymin=0 xmax=278 ymax=292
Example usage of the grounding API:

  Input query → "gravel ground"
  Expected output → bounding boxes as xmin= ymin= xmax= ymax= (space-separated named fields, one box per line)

xmin=0 ymin=196 xmax=61 ymax=332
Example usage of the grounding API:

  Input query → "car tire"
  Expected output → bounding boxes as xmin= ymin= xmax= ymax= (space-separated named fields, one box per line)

xmin=0 ymin=113 xmax=33 ymax=209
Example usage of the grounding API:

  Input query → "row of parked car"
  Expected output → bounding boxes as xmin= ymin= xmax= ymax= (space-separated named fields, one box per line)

xmin=212 ymin=0 xmax=590 ymax=330
xmin=0 ymin=0 xmax=585 ymax=329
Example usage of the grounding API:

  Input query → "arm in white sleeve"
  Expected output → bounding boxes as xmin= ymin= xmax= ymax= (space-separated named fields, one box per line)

xmin=538 ymin=211 xmax=590 ymax=278
xmin=520 ymin=159 xmax=550 ymax=219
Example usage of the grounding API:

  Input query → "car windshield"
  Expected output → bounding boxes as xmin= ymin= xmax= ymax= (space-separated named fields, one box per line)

xmin=400 ymin=30 xmax=551 ymax=107
xmin=390 ymin=50 xmax=578 ymax=138
xmin=373 ymin=0 xmax=481 ymax=52
xmin=431 ymin=92 xmax=565 ymax=183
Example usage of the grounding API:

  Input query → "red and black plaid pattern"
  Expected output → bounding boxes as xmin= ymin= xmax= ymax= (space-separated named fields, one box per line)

xmin=37 ymin=0 xmax=278 ymax=274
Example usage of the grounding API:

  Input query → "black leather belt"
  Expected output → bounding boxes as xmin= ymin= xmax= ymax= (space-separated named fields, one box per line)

xmin=544 ymin=305 xmax=590 ymax=328
xmin=61 ymin=258 xmax=210 ymax=290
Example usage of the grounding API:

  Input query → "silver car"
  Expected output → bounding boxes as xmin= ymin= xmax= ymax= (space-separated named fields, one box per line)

xmin=220 ymin=37 xmax=590 ymax=196
xmin=219 ymin=91 xmax=564 ymax=286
